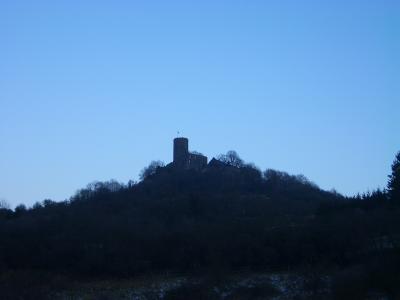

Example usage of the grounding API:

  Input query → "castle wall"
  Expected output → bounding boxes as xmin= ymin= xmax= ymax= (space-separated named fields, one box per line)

xmin=173 ymin=137 xmax=207 ymax=170
xmin=188 ymin=153 xmax=208 ymax=170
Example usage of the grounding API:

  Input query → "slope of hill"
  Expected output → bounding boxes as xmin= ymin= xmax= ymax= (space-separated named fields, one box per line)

xmin=1 ymin=158 xmax=400 ymax=298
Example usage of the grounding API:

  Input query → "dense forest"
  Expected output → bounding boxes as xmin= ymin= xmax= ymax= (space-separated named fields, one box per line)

xmin=1 ymin=151 xmax=400 ymax=299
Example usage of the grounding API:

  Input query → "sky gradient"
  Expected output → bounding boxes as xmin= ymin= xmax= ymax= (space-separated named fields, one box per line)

xmin=1 ymin=1 xmax=399 ymax=207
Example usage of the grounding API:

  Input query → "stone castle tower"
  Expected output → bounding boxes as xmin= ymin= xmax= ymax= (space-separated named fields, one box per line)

xmin=173 ymin=137 xmax=207 ymax=170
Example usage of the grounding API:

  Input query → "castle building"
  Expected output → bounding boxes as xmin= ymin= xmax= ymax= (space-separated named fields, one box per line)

xmin=173 ymin=137 xmax=207 ymax=170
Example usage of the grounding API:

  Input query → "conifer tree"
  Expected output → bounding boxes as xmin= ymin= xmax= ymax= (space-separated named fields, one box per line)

xmin=388 ymin=151 xmax=400 ymax=200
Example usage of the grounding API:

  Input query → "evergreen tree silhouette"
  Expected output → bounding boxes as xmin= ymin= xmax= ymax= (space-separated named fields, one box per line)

xmin=388 ymin=151 xmax=400 ymax=200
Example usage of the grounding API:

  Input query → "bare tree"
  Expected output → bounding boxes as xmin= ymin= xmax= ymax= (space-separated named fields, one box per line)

xmin=0 ymin=198 xmax=10 ymax=210
xmin=140 ymin=160 xmax=165 ymax=180
xmin=217 ymin=150 xmax=244 ymax=168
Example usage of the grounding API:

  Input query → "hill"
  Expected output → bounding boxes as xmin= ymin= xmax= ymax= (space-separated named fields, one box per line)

xmin=1 ymin=153 xmax=400 ymax=298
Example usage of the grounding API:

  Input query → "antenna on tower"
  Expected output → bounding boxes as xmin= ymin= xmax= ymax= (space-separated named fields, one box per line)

xmin=177 ymin=131 xmax=180 ymax=137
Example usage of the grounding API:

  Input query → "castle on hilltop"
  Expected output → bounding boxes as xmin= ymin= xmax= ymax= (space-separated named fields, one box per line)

xmin=173 ymin=137 xmax=208 ymax=170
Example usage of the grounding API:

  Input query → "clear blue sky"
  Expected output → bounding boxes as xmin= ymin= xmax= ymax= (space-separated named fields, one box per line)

xmin=1 ymin=1 xmax=399 ymax=207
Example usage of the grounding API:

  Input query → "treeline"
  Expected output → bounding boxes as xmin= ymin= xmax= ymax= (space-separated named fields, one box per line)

xmin=0 ymin=151 xmax=400 ymax=294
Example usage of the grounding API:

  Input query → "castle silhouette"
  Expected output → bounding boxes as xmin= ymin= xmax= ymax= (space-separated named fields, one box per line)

xmin=173 ymin=137 xmax=208 ymax=170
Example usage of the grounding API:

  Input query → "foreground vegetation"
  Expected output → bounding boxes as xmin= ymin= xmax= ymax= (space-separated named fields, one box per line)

xmin=1 ymin=151 xmax=400 ymax=299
